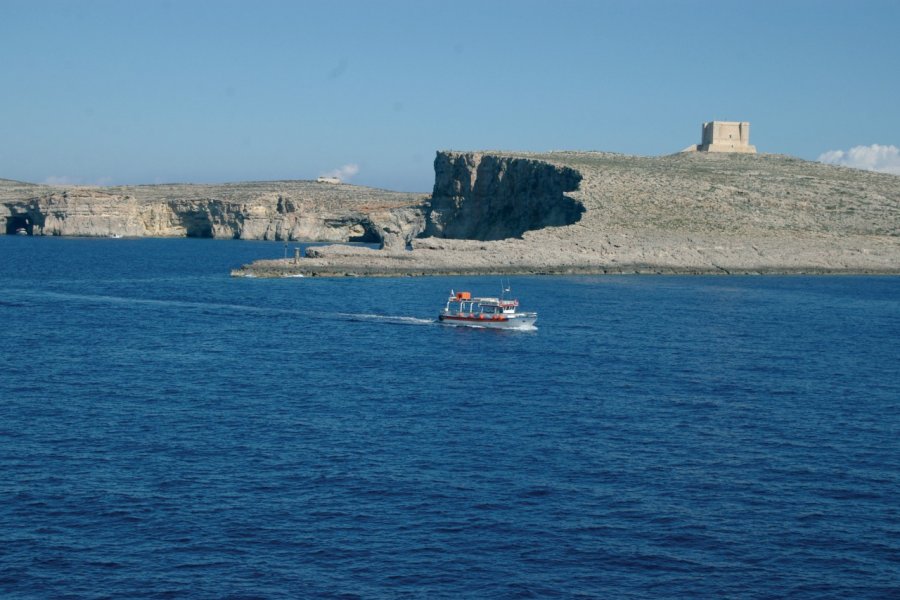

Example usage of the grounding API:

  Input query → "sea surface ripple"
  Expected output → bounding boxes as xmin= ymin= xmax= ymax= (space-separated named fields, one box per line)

xmin=1 ymin=237 xmax=899 ymax=599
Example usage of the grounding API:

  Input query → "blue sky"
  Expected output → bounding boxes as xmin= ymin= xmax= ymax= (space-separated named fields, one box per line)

xmin=1 ymin=0 xmax=898 ymax=191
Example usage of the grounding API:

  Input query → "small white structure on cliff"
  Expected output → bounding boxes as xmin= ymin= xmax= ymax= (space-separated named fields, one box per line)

xmin=317 ymin=176 xmax=342 ymax=184
xmin=684 ymin=121 xmax=756 ymax=154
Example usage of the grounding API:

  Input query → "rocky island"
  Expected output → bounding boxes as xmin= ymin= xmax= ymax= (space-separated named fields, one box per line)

xmin=0 ymin=178 xmax=426 ymax=248
xmin=233 ymin=150 xmax=900 ymax=276
xmin=3 ymin=149 xmax=899 ymax=276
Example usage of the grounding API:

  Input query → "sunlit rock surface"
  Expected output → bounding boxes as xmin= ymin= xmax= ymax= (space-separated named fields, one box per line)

xmin=0 ymin=179 xmax=426 ymax=248
xmin=235 ymin=150 xmax=900 ymax=276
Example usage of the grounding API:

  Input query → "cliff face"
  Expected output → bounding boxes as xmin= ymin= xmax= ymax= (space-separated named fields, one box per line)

xmin=0 ymin=180 xmax=426 ymax=248
xmin=425 ymin=151 xmax=584 ymax=240
xmin=237 ymin=150 xmax=900 ymax=277
xmin=8 ymin=148 xmax=900 ymax=277
xmin=4 ymin=190 xmax=185 ymax=237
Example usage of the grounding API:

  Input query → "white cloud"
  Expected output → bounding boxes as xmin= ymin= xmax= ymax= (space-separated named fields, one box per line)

xmin=817 ymin=144 xmax=900 ymax=175
xmin=320 ymin=163 xmax=359 ymax=181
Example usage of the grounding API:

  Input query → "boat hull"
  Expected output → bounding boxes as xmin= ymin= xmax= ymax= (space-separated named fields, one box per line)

xmin=438 ymin=314 xmax=537 ymax=330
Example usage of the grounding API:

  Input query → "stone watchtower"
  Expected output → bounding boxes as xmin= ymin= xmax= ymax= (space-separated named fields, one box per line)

xmin=701 ymin=121 xmax=756 ymax=153
xmin=683 ymin=121 xmax=756 ymax=153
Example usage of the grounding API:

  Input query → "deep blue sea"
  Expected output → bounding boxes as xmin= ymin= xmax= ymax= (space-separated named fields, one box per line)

xmin=1 ymin=236 xmax=899 ymax=599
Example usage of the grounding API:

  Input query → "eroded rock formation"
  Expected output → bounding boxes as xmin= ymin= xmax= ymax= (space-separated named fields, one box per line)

xmin=425 ymin=152 xmax=584 ymax=239
xmin=0 ymin=179 xmax=427 ymax=248
xmin=5 ymin=146 xmax=900 ymax=277
xmin=235 ymin=150 xmax=900 ymax=277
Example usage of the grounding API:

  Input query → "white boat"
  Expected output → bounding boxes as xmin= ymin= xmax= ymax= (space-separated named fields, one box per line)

xmin=438 ymin=290 xmax=537 ymax=330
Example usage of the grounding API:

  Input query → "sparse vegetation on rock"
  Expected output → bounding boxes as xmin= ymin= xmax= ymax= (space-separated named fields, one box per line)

xmin=234 ymin=150 xmax=900 ymax=277
xmin=4 ymin=147 xmax=899 ymax=277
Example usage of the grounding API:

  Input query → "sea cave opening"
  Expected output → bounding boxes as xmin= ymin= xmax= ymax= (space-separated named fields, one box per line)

xmin=5 ymin=215 xmax=32 ymax=235
xmin=347 ymin=222 xmax=381 ymax=244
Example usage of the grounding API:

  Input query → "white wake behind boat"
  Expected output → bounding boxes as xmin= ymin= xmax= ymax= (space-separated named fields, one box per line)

xmin=438 ymin=290 xmax=537 ymax=330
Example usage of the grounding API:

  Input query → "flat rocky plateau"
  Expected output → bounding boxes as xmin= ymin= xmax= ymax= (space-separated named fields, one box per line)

xmin=233 ymin=151 xmax=900 ymax=277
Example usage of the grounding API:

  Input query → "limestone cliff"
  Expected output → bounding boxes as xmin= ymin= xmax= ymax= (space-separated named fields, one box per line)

xmin=0 ymin=179 xmax=426 ymax=248
xmin=236 ymin=150 xmax=900 ymax=277
xmin=6 ymin=147 xmax=900 ymax=277
xmin=425 ymin=152 xmax=584 ymax=239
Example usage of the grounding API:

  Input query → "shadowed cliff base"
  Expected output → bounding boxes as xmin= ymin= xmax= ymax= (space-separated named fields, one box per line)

xmin=0 ymin=179 xmax=428 ymax=248
xmin=4 ymin=148 xmax=899 ymax=277
xmin=234 ymin=150 xmax=900 ymax=277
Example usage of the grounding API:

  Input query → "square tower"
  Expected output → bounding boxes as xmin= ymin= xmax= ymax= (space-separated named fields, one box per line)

xmin=698 ymin=121 xmax=756 ymax=153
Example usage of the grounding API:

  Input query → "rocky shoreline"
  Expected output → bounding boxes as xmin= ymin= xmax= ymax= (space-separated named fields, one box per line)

xmin=5 ymin=149 xmax=899 ymax=277
xmin=232 ymin=261 xmax=900 ymax=278
xmin=0 ymin=179 xmax=426 ymax=248
xmin=233 ymin=150 xmax=900 ymax=277
xmin=231 ymin=235 xmax=900 ymax=278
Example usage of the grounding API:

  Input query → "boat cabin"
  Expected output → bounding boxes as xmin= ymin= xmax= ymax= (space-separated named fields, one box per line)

xmin=445 ymin=291 xmax=519 ymax=317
